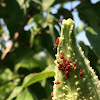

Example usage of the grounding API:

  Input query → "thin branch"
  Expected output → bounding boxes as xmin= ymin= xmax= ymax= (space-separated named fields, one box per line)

xmin=0 ymin=8 xmax=36 ymax=67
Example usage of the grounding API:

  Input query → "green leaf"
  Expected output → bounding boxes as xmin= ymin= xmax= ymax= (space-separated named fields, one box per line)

xmin=75 ymin=22 xmax=85 ymax=35
xmin=7 ymin=86 xmax=23 ymax=100
xmin=86 ymin=27 xmax=100 ymax=58
xmin=16 ymin=88 xmax=34 ymax=100
xmin=77 ymin=0 xmax=100 ymax=28
xmin=22 ymin=71 xmax=55 ymax=88
xmin=0 ymin=82 xmax=14 ymax=100
xmin=0 ymin=68 xmax=13 ymax=84
xmin=16 ymin=0 xmax=30 ymax=11
xmin=7 ymin=71 xmax=55 ymax=99
xmin=0 ymin=68 xmax=19 ymax=100
xmin=42 ymin=0 xmax=55 ymax=11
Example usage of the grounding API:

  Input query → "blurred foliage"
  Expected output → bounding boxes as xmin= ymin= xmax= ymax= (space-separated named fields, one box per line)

xmin=0 ymin=0 xmax=100 ymax=100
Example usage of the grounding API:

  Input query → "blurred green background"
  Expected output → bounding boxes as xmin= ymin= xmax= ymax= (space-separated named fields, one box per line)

xmin=0 ymin=0 xmax=100 ymax=100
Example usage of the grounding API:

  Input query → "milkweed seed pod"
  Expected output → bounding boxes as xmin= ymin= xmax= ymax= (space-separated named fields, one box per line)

xmin=53 ymin=18 xmax=100 ymax=100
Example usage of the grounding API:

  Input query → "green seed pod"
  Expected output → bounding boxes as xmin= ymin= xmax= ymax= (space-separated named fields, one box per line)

xmin=53 ymin=18 xmax=100 ymax=100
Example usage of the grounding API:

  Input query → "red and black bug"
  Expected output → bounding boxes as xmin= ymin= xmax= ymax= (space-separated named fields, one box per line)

xmin=64 ymin=71 xmax=69 ymax=75
xmin=60 ymin=53 xmax=64 ymax=59
xmin=63 ymin=63 xmax=66 ymax=67
xmin=57 ymin=60 xmax=60 ymax=64
xmin=73 ymin=62 xmax=76 ymax=67
xmin=79 ymin=69 xmax=83 ymax=77
xmin=57 ymin=60 xmax=62 ymax=66
xmin=51 ymin=91 xmax=53 ymax=97
xmin=55 ymin=81 xmax=61 ymax=84
xmin=65 ymin=75 xmax=69 ymax=79
xmin=55 ymin=37 xmax=59 ymax=47
xmin=66 ymin=65 xmax=70 ymax=70
xmin=58 ymin=65 xmax=61 ymax=68
xmin=66 ymin=60 xmax=70 ymax=65
xmin=63 ymin=59 xmax=67 ymax=63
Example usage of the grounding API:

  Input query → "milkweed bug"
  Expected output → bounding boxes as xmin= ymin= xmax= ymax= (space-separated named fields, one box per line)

xmin=66 ymin=65 xmax=70 ymax=70
xmin=55 ymin=37 xmax=59 ymax=47
xmin=65 ymin=75 xmax=69 ymax=79
xmin=51 ymin=91 xmax=53 ymax=97
xmin=60 ymin=53 xmax=64 ymax=59
xmin=73 ymin=62 xmax=76 ymax=67
xmin=64 ymin=71 xmax=69 ymax=75
xmin=55 ymin=81 xmax=61 ymax=84
xmin=66 ymin=60 xmax=70 ymax=65
xmin=79 ymin=69 xmax=83 ymax=77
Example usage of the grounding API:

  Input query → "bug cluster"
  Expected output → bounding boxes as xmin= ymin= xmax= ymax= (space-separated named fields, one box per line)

xmin=57 ymin=53 xmax=77 ymax=79
xmin=55 ymin=37 xmax=83 ymax=79
xmin=51 ymin=37 xmax=83 ymax=97
xmin=57 ymin=53 xmax=83 ymax=78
